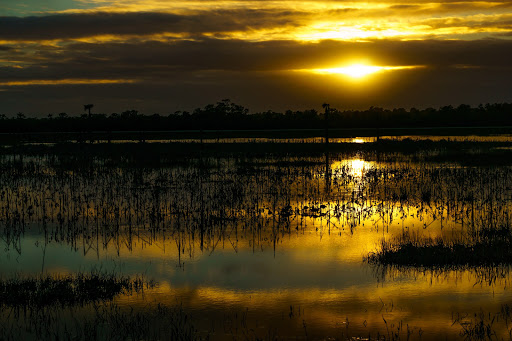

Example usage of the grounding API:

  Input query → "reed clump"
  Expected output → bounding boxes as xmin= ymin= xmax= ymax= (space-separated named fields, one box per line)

xmin=453 ymin=304 xmax=512 ymax=340
xmin=0 ymin=272 xmax=151 ymax=308
xmin=366 ymin=228 xmax=512 ymax=268
xmin=0 ymin=302 xmax=198 ymax=341
xmin=2 ymin=146 xmax=512 ymax=260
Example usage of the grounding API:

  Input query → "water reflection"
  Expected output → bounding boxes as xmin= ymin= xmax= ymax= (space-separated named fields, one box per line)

xmin=331 ymin=158 xmax=374 ymax=178
xmin=17 ymin=133 xmax=512 ymax=146
xmin=1 ymin=148 xmax=512 ymax=339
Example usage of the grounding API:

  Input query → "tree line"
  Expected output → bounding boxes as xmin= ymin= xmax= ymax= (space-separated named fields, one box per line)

xmin=1 ymin=100 xmax=512 ymax=133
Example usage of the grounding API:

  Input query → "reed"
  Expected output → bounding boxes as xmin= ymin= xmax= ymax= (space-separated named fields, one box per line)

xmin=0 ymin=272 xmax=152 ymax=308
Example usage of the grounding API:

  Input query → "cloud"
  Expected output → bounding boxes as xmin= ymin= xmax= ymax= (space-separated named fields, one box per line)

xmin=0 ymin=79 xmax=137 ymax=86
xmin=1 ymin=0 xmax=511 ymax=115
xmin=1 ymin=2 xmax=512 ymax=42
xmin=2 ymin=38 xmax=512 ymax=88
xmin=0 ymin=10 xmax=303 ymax=41
xmin=1 ymin=64 xmax=511 ymax=115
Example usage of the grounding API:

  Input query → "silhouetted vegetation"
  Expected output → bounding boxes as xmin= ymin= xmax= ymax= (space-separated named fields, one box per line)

xmin=0 ymin=272 xmax=151 ymax=308
xmin=453 ymin=304 xmax=512 ymax=340
xmin=2 ymin=100 xmax=512 ymax=133
xmin=366 ymin=228 xmax=512 ymax=268
xmin=3 ymin=138 xmax=512 ymax=340
xmin=0 ymin=302 xmax=199 ymax=341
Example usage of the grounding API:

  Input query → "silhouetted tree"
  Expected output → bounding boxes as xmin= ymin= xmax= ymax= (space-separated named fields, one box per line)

xmin=1 ymin=101 xmax=512 ymax=133
xmin=84 ymin=104 xmax=94 ymax=118
xmin=121 ymin=110 xmax=139 ymax=119
xmin=322 ymin=103 xmax=330 ymax=145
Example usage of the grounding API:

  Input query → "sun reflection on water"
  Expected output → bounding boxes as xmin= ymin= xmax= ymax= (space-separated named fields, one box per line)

xmin=3 ymin=150 xmax=512 ymax=340
xmin=331 ymin=158 xmax=373 ymax=178
xmin=351 ymin=138 xmax=366 ymax=144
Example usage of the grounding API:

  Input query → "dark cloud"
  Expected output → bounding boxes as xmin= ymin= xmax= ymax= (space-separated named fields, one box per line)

xmin=3 ymin=38 xmax=511 ymax=82
xmin=421 ymin=15 xmax=512 ymax=30
xmin=388 ymin=4 xmax=420 ymax=10
xmin=0 ymin=10 xmax=302 ymax=41
xmin=1 ymin=38 xmax=512 ymax=115
xmin=1 ymin=65 xmax=511 ymax=116
xmin=324 ymin=2 xmax=512 ymax=20
xmin=1 ymin=4 xmax=512 ymax=42
xmin=1 ymin=1 xmax=511 ymax=116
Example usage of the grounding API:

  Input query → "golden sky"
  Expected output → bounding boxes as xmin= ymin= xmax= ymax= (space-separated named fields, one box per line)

xmin=1 ymin=0 xmax=512 ymax=114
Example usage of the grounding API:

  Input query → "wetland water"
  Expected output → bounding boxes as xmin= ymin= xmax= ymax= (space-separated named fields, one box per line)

xmin=2 ymin=139 xmax=512 ymax=340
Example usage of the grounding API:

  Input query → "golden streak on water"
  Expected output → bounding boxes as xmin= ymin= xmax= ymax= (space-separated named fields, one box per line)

xmin=348 ymin=159 xmax=369 ymax=177
xmin=331 ymin=158 xmax=373 ymax=178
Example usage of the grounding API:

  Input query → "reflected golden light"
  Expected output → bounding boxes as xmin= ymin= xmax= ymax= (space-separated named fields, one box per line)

xmin=352 ymin=138 xmax=365 ymax=144
xmin=115 ymin=272 xmax=506 ymax=340
xmin=331 ymin=158 xmax=374 ymax=178
xmin=349 ymin=159 xmax=368 ymax=177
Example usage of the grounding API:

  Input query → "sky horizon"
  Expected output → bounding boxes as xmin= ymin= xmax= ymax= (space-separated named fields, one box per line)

xmin=1 ymin=0 xmax=512 ymax=116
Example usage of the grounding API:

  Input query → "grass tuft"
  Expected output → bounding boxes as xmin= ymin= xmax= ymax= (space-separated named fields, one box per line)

xmin=0 ymin=272 xmax=152 ymax=308
xmin=366 ymin=229 xmax=512 ymax=268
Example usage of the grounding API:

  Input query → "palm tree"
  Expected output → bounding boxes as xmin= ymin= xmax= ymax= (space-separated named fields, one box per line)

xmin=84 ymin=104 xmax=94 ymax=118
xmin=322 ymin=103 xmax=330 ymax=145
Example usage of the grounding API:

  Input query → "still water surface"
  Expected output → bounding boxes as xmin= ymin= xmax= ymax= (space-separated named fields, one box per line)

xmin=1 ymin=144 xmax=512 ymax=339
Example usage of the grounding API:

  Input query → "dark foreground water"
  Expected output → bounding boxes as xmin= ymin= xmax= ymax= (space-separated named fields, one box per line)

xmin=2 ymin=138 xmax=512 ymax=340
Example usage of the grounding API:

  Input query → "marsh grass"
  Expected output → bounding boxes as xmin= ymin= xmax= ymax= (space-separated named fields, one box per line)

xmin=0 ymin=302 xmax=198 ymax=341
xmin=2 ymin=145 xmax=512 ymax=261
xmin=366 ymin=233 xmax=512 ymax=268
xmin=453 ymin=304 xmax=512 ymax=340
xmin=3 ymin=143 xmax=512 ymax=339
xmin=0 ymin=272 xmax=152 ymax=308
xmin=4 ymin=139 xmax=512 ymax=163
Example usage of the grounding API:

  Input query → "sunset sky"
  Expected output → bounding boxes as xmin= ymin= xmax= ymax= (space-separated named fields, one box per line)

xmin=1 ymin=0 xmax=512 ymax=115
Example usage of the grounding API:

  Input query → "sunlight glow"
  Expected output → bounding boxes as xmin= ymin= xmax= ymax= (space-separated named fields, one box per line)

xmin=310 ymin=64 xmax=420 ymax=78
xmin=348 ymin=159 xmax=369 ymax=177
xmin=331 ymin=158 xmax=374 ymax=178
xmin=327 ymin=64 xmax=381 ymax=78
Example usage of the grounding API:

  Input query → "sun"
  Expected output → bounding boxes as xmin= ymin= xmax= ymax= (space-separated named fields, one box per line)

xmin=308 ymin=63 xmax=420 ymax=79
xmin=323 ymin=64 xmax=382 ymax=78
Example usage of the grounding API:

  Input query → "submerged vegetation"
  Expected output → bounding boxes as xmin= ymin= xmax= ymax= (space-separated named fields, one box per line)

xmin=366 ymin=226 xmax=512 ymax=268
xmin=0 ymin=301 xmax=198 ymax=341
xmin=2 ymin=142 xmax=512 ymax=271
xmin=1 ymin=136 xmax=512 ymax=340
xmin=453 ymin=304 xmax=512 ymax=340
